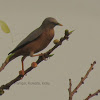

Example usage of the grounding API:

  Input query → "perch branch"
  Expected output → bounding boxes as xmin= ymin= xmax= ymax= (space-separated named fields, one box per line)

xmin=0 ymin=29 xmax=73 ymax=95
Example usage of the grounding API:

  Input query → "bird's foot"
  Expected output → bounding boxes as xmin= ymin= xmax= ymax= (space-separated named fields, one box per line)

xmin=39 ymin=53 xmax=47 ymax=61
xmin=19 ymin=70 xmax=25 ymax=76
xmin=30 ymin=53 xmax=47 ymax=60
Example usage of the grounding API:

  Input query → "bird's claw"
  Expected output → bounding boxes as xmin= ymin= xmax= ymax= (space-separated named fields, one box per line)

xmin=39 ymin=53 xmax=47 ymax=61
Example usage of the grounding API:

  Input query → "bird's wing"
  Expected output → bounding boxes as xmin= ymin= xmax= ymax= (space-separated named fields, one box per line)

xmin=8 ymin=27 xmax=42 ymax=55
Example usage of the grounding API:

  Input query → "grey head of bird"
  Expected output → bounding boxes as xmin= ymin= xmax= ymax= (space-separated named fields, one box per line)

xmin=41 ymin=17 xmax=63 ymax=29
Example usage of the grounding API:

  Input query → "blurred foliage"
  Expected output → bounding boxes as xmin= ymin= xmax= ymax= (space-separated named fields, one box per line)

xmin=0 ymin=20 xmax=10 ymax=33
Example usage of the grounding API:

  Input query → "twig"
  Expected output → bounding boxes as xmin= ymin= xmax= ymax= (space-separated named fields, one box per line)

xmin=68 ymin=79 xmax=72 ymax=100
xmin=72 ymin=61 xmax=96 ymax=96
xmin=68 ymin=61 xmax=96 ymax=99
xmin=0 ymin=29 xmax=73 ymax=95
xmin=85 ymin=89 xmax=100 ymax=100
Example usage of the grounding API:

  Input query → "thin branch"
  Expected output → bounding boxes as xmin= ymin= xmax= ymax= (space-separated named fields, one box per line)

xmin=0 ymin=29 xmax=73 ymax=95
xmin=85 ymin=90 xmax=100 ymax=100
xmin=68 ymin=61 xmax=96 ymax=99
xmin=68 ymin=79 xmax=72 ymax=100
xmin=71 ymin=61 xmax=96 ymax=96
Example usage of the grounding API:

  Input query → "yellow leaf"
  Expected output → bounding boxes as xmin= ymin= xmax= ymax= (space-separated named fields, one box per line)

xmin=0 ymin=20 xmax=10 ymax=33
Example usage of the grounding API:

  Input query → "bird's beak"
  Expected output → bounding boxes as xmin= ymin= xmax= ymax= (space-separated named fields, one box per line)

xmin=58 ymin=23 xmax=63 ymax=26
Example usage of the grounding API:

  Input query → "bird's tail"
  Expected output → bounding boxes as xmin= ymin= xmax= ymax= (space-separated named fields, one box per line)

xmin=0 ymin=53 xmax=15 ymax=72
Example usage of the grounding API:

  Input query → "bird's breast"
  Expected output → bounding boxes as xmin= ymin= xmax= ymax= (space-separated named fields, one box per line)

xmin=34 ymin=29 xmax=54 ymax=53
xmin=21 ymin=29 xmax=54 ymax=55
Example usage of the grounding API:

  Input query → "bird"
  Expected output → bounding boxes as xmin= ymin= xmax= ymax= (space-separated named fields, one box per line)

xmin=0 ymin=17 xmax=62 ymax=75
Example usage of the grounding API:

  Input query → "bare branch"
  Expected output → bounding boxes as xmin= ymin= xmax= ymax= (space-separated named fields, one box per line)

xmin=85 ymin=90 xmax=100 ymax=100
xmin=71 ymin=61 xmax=96 ymax=96
xmin=68 ymin=79 xmax=72 ymax=100
xmin=68 ymin=61 xmax=96 ymax=99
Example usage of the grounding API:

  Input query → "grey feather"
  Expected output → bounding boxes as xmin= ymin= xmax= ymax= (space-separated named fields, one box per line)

xmin=8 ymin=27 xmax=42 ymax=55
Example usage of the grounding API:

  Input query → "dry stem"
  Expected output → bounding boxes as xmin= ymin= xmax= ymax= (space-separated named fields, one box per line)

xmin=85 ymin=89 xmax=100 ymax=100
xmin=68 ymin=61 xmax=96 ymax=99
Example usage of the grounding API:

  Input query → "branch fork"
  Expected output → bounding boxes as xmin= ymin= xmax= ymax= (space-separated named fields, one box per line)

xmin=68 ymin=61 xmax=100 ymax=100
